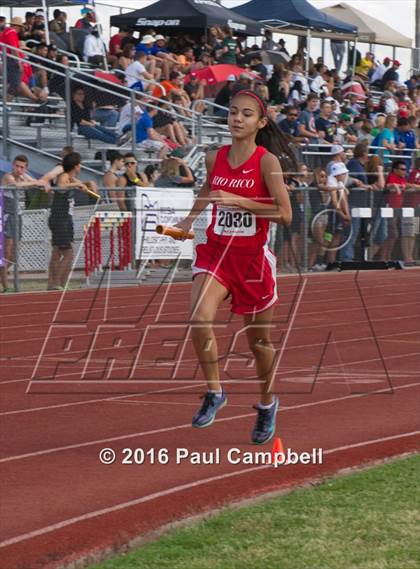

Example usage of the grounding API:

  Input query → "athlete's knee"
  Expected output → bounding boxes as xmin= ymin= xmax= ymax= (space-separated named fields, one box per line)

xmin=249 ymin=336 xmax=273 ymax=355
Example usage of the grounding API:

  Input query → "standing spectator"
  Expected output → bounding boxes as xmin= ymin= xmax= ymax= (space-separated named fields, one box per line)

xmin=298 ymin=94 xmax=320 ymax=144
xmin=71 ymin=87 xmax=118 ymax=144
xmin=75 ymin=7 xmax=96 ymax=31
xmin=315 ymin=100 xmax=335 ymax=144
xmin=381 ymin=60 xmax=401 ymax=89
xmin=109 ymin=28 xmax=130 ymax=57
xmin=47 ymin=152 xmax=93 ymax=290
xmin=103 ymin=150 xmax=125 ymax=207
xmin=117 ymin=153 xmax=149 ymax=212
xmin=330 ymin=40 xmax=345 ymax=73
xmin=325 ymin=162 xmax=351 ymax=265
xmin=402 ymin=156 xmax=420 ymax=263
xmin=1 ymin=155 xmax=47 ymax=293
xmin=340 ymin=143 xmax=372 ymax=262
xmin=83 ymin=26 xmax=106 ymax=67
xmin=365 ymin=155 xmax=387 ymax=259
xmin=382 ymin=160 xmax=408 ymax=260
xmin=219 ymin=26 xmax=238 ymax=64
xmin=49 ymin=10 xmax=66 ymax=34
xmin=309 ymin=168 xmax=331 ymax=270
xmin=356 ymin=51 xmax=375 ymax=78
xmin=262 ymin=29 xmax=278 ymax=51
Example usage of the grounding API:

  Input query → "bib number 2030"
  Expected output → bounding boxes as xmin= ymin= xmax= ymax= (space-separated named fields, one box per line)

xmin=214 ymin=206 xmax=256 ymax=236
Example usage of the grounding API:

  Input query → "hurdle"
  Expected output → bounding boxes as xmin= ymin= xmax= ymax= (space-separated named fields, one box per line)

xmin=84 ymin=211 xmax=133 ymax=281
xmin=326 ymin=206 xmax=420 ymax=271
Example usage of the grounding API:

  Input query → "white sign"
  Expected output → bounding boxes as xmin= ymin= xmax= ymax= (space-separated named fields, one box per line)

xmin=135 ymin=187 xmax=194 ymax=260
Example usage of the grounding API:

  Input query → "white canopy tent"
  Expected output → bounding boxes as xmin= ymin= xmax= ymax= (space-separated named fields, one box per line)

xmin=321 ymin=2 xmax=412 ymax=48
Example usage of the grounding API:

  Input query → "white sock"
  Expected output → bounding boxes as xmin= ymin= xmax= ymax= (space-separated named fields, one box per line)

xmin=209 ymin=389 xmax=223 ymax=396
xmin=259 ymin=400 xmax=274 ymax=409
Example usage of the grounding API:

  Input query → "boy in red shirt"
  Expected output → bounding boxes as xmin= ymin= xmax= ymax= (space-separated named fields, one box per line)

xmin=402 ymin=157 xmax=420 ymax=263
xmin=382 ymin=160 xmax=407 ymax=260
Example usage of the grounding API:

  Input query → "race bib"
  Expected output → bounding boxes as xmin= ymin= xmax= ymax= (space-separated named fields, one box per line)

xmin=214 ymin=206 xmax=256 ymax=236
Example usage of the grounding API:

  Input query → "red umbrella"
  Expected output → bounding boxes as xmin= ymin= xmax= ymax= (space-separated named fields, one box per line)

xmin=186 ymin=64 xmax=259 ymax=85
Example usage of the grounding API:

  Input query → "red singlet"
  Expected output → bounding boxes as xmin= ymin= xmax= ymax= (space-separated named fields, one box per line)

xmin=192 ymin=145 xmax=278 ymax=314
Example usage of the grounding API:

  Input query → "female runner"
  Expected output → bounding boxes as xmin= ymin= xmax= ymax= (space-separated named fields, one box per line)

xmin=176 ymin=90 xmax=295 ymax=444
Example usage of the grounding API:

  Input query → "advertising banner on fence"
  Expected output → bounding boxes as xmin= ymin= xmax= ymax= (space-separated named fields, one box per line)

xmin=0 ymin=188 xmax=4 ymax=267
xmin=135 ymin=187 xmax=195 ymax=260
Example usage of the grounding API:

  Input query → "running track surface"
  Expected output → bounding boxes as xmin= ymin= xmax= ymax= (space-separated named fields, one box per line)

xmin=1 ymin=270 xmax=419 ymax=569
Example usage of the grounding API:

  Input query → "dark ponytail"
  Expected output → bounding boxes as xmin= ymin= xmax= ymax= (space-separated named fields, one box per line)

xmin=256 ymin=118 xmax=297 ymax=176
xmin=233 ymin=89 xmax=298 ymax=177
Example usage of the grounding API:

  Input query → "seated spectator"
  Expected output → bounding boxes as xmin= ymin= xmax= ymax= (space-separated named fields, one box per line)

xmin=144 ymin=164 xmax=160 ymax=185
xmin=342 ymin=72 xmax=369 ymax=101
xmin=134 ymin=104 xmax=170 ymax=158
xmin=267 ymin=65 xmax=286 ymax=105
xmin=30 ymin=9 xmax=46 ymax=42
xmin=370 ymin=57 xmax=391 ymax=87
xmin=381 ymin=60 xmax=401 ymax=89
xmin=382 ymin=90 xmax=399 ymax=115
xmin=154 ymin=157 xmax=194 ymax=187
xmin=213 ymin=74 xmax=236 ymax=117
xmin=49 ymin=9 xmax=66 ymax=35
xmin=71 ymin=87 xmax=118 ymax=144
xmin=250 ymin=54 xmax=267 ymax=80
xmin=0 ymin=17 xmax=47 ymax=103
xmin=310 ymin=63 xmax=329 ymax=97
xmin=394 ymin=117 xmax=419 ymax=167
xmin=184 ymin=73 xmax=206 ymax=113
xmin=30 ymin=42 xmax=49 ymax=91
xmin=103 ymin=150 xmax=125 ymax=207
xmin=117 ymin=153 xmax=149 ymax=212
xmin=152 ymin=71 xmax=190 ymax=108
xmin=1 ymin=155 xmax=47 ymax=293
xmin=382 ymin=160 xmax=408 ymax=260
xmin=326 ymin=144 xmax=346 ymax=176
xmin=298 ymin=94 xmax=320 ymax=144
xmin=83 ymin=27 xmax=106 ymax=67
xmin=21 ymin=12 xmax=35 ymax=41
xmin=357 ymin=120 xmax=374 ymax=145
xmin=177 ymin=46 xmax=195 ymax=74
xmin=336 ymin=114 xmax=358 ymax=145
xmin=153 ymin=100 xmax=190 ymax=146
xmin=278 ymin=106 xmax=307 ymax=143
xmin=315 ymin=100 xmax=335 ymax=144
xmin=118 ymin=43 xmax=135 ymax=72
xmin=355 ymin=51 xmax=375 ymax=77
xmin=288 ymin=79 xmax=305 ymax=106
xmin=47 ymin=152 xmax=94 ymax=290
xmin=126 ymin=50 xmax=154 ymax=91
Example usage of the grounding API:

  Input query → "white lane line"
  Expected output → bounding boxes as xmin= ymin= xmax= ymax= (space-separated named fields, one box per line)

xmin=1 ymin=382 xmax=418 ymax=464
xmin=0 ymin=429 xmax=418 ymax=550
xmin=1 ymin=348 xmax=419 ymax=416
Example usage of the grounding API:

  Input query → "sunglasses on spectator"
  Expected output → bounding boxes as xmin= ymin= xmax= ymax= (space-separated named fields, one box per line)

xmin=397 ymin=166 xmax=407 ymax=170
xmin=288 ymin=113 xmax=298 ymax=117
xmin=125 ymin=161 xmax=137 ymax=165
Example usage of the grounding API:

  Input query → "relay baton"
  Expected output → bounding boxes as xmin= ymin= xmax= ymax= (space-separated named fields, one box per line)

xmin=155 ymin=225 xmax=194 ymax=240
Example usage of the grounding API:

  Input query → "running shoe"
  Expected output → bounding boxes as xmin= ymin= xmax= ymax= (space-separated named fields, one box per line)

xmin=192 ymin=391 xmax=227 ymax=428
xmin=251 ymin=396 xmax=279 ymax=444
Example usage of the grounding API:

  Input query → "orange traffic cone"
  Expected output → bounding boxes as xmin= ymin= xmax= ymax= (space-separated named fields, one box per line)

xmin=271 ymin=437 xmax=285 ymax=467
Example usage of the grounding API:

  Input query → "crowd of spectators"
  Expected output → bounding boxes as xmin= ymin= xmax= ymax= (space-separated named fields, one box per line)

xmin=1 ymin=10 xmax=420 ymax=284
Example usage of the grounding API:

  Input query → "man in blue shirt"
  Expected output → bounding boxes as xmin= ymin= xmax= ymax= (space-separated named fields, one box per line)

xmin=135 ymin=106 xmax=169 ymax=159
xmin=394 ymin=117 xmax=419 ymax=167
xmin=278 ymin=106 xmax=307 ymax=143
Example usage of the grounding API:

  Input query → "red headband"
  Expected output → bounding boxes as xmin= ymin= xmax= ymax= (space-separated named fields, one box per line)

xmin=234 ymin=90 xmax=267 ymax=117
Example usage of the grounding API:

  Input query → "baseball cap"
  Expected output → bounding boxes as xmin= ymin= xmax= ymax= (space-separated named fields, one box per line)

xmin=141 ymin=34 xmax=155 ymax=44
xmin=339 ymin=113 xmax=351 ymax=122
xmin=227 ymin=74 xmax=236 ymax=81
xmin=239 ymin=72 xmax=252 ymax=80
xmin=383 ymin=57 xmax=391 ymax=64
xmin=331 ymin=162 xmax=349 ymax=177
xmin=190 ymin=72 xmax=198 ymax=79
xmin=330 ymin=144 xmax=345 ymax=155
xmin=353 ymin=115 xmax=364 ymax=122
xmin=154 ymin=34 xmax=165 ymax=41
xmin=393 ymin=60 xmax=401 ymax=66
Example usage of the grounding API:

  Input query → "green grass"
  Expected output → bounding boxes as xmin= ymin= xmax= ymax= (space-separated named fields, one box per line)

xmin=89 ymin=455 xmax=420 ymax=569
